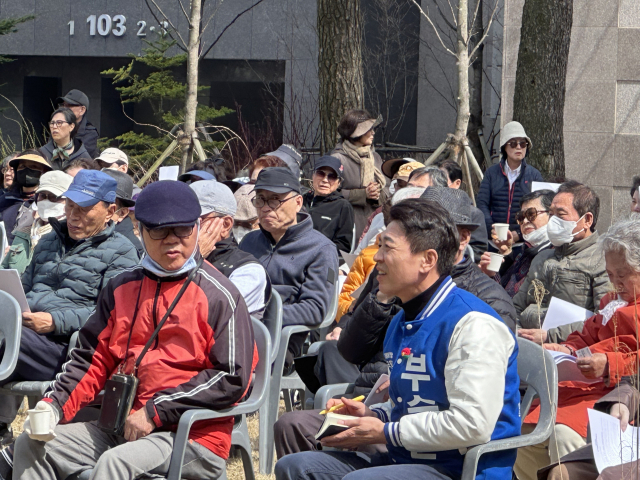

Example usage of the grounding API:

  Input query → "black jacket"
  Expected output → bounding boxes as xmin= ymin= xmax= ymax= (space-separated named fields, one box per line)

xmin=0 ymin=189 xmax=34 ymax=245
xmin=75 ymin=116 xmax=100 ymax=159
xmin=207 ymin=236 xmax=260 ymax=277
xmin=114 ymin=216 xmax=144 ymax=257
xmin=303 ymin=190 xmax=355 ymax=255
xmin=40 ymin=137 xmax=93 ymax=170
xmin=451 ymin=256 xmax=517 ymax=332
xmin=469 ymin=204 xmax=488 ymax=262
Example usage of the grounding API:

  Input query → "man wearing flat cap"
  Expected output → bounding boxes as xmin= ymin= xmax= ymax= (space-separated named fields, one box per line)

xmin=240 ymin=167 xmax=339 ymax=369
xmin=12 ymin=180 xmax=256 ymax=480
xmin=0 ymin=170 xmax=140 ymax=445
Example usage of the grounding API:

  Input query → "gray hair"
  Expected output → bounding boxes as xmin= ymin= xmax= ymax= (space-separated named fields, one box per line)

xmin=600 ymin=215 xmax=640 ymax=272
xmin=410 ymin=166 xmax=448 ymax=187
xmin=391 ymin=186 xmax=426 ymax=205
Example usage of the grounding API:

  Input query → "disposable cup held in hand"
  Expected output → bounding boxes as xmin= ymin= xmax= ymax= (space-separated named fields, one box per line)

xmin=493 ymin=223 xmax=510 ymax=241
xmin=487 ymin=252 xmax=504 ymax=272
xmin=28 ymin=408 xmax=51 ymax=435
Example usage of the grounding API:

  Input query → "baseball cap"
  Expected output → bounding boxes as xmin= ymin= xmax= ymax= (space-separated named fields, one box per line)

xmin=96 ymin=148 xmax=129 ymax=165
xmin=63 ymin=170 xmax=117 ymax=208
xmin=57 ymin=89 xmax=89 ymax=109
xmin=421 ymin=186 xmax=480 ymax=231
xmin=234 ymin=184 xmax=257 ymax=221
xmin=397 ymin=162 xmax=425 ymax=182
xmin=135 ymin=181 xmax=201 ymax=229
xmin=101 ymin=169 xmax=136 ymax=207
xmin=178 ymin=170 xmax=216 ymax=182
xmin=254 ymin=167 xmax=301 ymax=194
xmin=36 ymin=171 xmax=73 ymax=197
xmin=313 ymin=156 xmax=344 ymax=179
xmin=190 ymin=180 xmax=237 ymax=217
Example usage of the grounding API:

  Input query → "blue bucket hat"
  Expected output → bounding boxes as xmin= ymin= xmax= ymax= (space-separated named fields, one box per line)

xmin=63 ymin=170 xmax=117 ymax=208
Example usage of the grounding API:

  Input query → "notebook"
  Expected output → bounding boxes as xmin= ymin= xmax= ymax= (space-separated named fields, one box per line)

xmin=315 ymin=412 xmax=358 ymax=440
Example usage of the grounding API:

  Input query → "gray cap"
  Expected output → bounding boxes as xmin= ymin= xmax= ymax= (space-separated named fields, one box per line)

xmin=101 ymin=169 xmax=136 ymax=207
xmin=421 ymin=186 xmax=481 ymax=231
xmin=264 ymin=144 xmax=302 ymax=179
xmin=190 ymin=180 xmax=237 ymax=217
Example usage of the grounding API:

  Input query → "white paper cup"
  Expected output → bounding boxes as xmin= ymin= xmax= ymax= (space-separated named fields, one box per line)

xmin=487 ymin=253 xmax=504 ymax=272
xmin=28 ymin=409 xmax=50 ymax=435
xmin=493 ymin=223 xmax=510 ymax=241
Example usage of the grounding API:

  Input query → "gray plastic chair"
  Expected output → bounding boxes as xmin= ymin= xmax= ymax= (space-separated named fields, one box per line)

xmin=0 ymin=290 xmax=23 ymax=381
xmin=313 ymin=382 xmax=355 ymax=410
xmin=260 ymin=290 xmax=283 ymax=364
xmin=258 ymin=279 xmax=339 ymax=474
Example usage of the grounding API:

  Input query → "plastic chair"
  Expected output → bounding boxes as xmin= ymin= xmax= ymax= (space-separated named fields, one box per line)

xmin=313 ymin=383 xmax=355 ymax=410
xmin=460 ymin=338 xmax=558 ymax=480
xmin=258 ymin=279 xmax=340 ymax=474
xmin=260 ymin=290 xmax=283 ymax=364
xmin=0 ymin=290 xmax=22 ymax=381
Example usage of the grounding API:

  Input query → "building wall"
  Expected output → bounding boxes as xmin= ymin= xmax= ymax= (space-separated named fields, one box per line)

xmin=502 ymin=0 xmax=640 ymax=230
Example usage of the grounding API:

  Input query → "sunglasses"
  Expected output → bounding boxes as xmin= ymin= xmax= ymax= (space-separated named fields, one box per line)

xmin=145 ymin=225 xmax=194 ymax=240
xmin=507 ymin=140 xmax=529 ymax=149
xmin=516 ymin=207 xmax=549 ymax=224
xmin=314 ymin=170 xmax=339 ymax=182
xmin=37 ymin=192 xmax=61 ymax=203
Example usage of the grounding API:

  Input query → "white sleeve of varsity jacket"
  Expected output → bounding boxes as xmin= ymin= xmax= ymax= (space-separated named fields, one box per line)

xmin=392 ymin=312 xmax=515 ymax=452
xmin=229 ymin=263 xmax=267 ymax=314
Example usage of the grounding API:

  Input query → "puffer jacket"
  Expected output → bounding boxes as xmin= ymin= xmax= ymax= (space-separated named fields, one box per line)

xmin=514 ymin=232 xmax=610 ymax=342
xmin=476 ymin=158 xmax=543 ymax=237
xmin=450 ymin=255 xmax=517 ymax=332
xmin=337 ymin=239 xmax=378 ymax=321
xmin=39 ymin=137 xmax=92 ymax=170
xmin=331 ymin=142 xmax=387 ymax=240
xmin=22 ymin=219 xmax=140 ymax=339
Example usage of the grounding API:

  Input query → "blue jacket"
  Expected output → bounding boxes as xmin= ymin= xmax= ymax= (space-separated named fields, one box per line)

xmin=239 ymin=212 xmax=338 ymax=327
xmin=476 ymin=158 xmax=543 ymax=236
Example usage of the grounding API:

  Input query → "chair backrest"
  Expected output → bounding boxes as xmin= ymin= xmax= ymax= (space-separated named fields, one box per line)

xmin=517 ymin=338 xmax=558 ymax=430
xmin=319 ymin=276 xmax=340 ymax=330
xmin=0 ymin=291 xmax=23 ymax=381
xmin=244 ymin=318 xmax=271 ymax=411
xmin=258 ymin=290 xmax=283 ymax=364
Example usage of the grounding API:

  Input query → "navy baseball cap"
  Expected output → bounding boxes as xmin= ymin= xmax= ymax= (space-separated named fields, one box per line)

xmin=314 ymin=155 xmax=344 ymax=179
xmin=63 ymin=170 xmax=117 ymax=208
xmin=135 ymin=181 xmax=202 ymax=229
xmin=254 ymin=167 xmax=301 ymax=194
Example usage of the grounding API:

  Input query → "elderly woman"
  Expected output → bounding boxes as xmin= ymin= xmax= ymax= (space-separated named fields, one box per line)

xmin=476 ymin=121 xmax=543 ymax=244
xmin=514 ymin=216 xmax=640 ymax=480
xmin=40 ymin=108 xmax=92 ymax=170
xmin=2 ymin=153 xmax=17 ymax=191
xmin=479 ymin=189 xmax=555 ymax=296
xmin=331 ymin=109 xmax=387 ymax=240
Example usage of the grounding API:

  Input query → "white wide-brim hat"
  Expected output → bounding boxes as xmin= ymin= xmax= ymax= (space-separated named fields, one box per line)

xmin=500 ymin=121 xmax=533 ymax=149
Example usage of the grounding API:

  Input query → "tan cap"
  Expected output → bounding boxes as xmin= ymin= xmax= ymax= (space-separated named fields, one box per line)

xmin=396 ymin=161 xmax=425 ymax=181
xmin=233 ymin=183 xmax=257 ymax=221
xmin=351 ymin=114 xmax=383 ymax=139
xmin=9 ymin=154 xmax=53 ymax=171
xmin=96 ymin=148 xmax=129 ymax=165
xmin=36 ymin=171 xmax=74 ymax=197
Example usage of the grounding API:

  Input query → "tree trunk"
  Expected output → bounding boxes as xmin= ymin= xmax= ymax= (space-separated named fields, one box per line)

xmin=513 ymin=0 xmax=573 ymax=180
xmin=182 ymin=0 xmax=203 ymax=172
xmin=317 ymin=0 xmax=364 ymax=154
xmin=453 ymin=0 xmax=470 ymax=157
xmin=468 ymin=0 xmax=486 ymax=173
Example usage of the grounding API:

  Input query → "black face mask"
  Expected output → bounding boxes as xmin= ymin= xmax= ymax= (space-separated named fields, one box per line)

xmin=16 ymin=168 xmax=42 ymax=188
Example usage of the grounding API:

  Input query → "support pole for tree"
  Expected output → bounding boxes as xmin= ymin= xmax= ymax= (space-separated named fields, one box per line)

xmin=136 ymin=138 xmax=179 ymax=187
xmin=182 ymin=0 xmax=203 ymax=173
xmin=461 ymin=151 xmax=476 ymax=207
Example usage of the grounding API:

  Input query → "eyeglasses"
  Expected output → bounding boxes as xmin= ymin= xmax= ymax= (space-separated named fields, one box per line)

xmin=145 ymin=225 xmax=194 ymax=240
xmin=252 ymin=194 xmax=299 ymax=210
xmin=313 ymin=170 xmax=339 ymax=182
xmin=49 ymin=121 xmax=70 ymax=128
xmin=37 ymin=192 xmax=61 ymax=203
xmin=507 ymin=140 xmax=529 ymax=149
xmin=516 ymin=207 xmax=549 ymax=224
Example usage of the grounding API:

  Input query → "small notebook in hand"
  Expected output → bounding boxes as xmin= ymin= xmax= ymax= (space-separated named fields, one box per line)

xmin=315 ymin=413 xmax=357 ymax=440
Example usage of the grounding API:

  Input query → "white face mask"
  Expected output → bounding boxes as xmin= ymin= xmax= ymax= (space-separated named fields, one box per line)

xmin=233 ymin=226 xmax=253 ymax=243
xmin=389 ymin=179 xmax=398 ymax=196
xmin=522 ymin=224 xmax=549 ymax=247
xmin=37 ymin=200 xmax=66 ymax=222
xmin=546 ymin=214 xmax=585 ymax=247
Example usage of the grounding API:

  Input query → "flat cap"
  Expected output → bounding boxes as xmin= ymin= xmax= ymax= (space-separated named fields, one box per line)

xmin=135 ymin=180 xmax=202 ymax=229
xmin=421 ymin=186 xmax=480 ymax=231
xmin=190 ymin=180 xmax=237 ymax=217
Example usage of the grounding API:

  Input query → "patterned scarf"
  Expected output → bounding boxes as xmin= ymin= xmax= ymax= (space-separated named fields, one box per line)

xmin=341 ymin=140 xmax=386 ymax=190
xmin=51 ymin=139 xmax=73 ymax=161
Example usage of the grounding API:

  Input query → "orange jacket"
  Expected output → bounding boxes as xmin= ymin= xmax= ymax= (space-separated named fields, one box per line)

xmin=337 ymin=240 xmax=379 ymax=322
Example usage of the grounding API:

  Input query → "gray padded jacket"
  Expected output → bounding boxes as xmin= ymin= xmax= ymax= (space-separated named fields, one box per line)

xmin=22 ymin=219 xmax=140 ymax=338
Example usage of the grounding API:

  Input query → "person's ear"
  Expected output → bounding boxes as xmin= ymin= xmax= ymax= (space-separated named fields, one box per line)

xmin=295 ymin=194 xmax=303 ymax=212
xmin=583 ymin=212 xmax=594 ymax=231
xmin=80 ymin=106 xmax=87 ymax=117
xmin=451 ymin=179 xmax=462 ymax=189
xmin=419 ymin=249 xmax=438 ymax=274
xmin=105 ymin=203 xmax=117 ymax=222
xmin=68 ymin=122 xmax=75 ymax=134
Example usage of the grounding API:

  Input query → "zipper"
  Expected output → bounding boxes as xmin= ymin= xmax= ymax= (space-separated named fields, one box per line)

xmin=151 ymin=280 xmax=162 ymax=350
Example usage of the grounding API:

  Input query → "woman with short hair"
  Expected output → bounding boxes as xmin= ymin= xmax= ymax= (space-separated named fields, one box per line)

xmin=39 ymin=107 xmax=92 ymax=170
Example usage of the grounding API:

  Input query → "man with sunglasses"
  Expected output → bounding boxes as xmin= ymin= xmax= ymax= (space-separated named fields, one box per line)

xmin=240 ymin=167 xmax=339 ymax=370
xmin=303 ymin=155 xmax=355 ymax=254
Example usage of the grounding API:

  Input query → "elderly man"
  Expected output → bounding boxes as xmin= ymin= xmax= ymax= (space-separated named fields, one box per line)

xmin=515 ymin=180 xmax=610 ymax=344
xmin=102 ymin=168 xmax=143 ymax=256
xmin=0 ymin=169 xmax=139 ymax=442
xmin=275 ymin=198 xmax=520 ymax=480
xmin=96 ymin=147 xmax=129 ymax=173
xmin=190 ymin=180 xmax=269 ymax=317
xmin=11 ymin=180 xmax=255 ymax=480
xmin=57 ymin=89 xmax=99 ymax=158
xmin=241 ymin=167 xmax=339 ymax=369
xmin=407 ymin=166 xmax=448 ymax=188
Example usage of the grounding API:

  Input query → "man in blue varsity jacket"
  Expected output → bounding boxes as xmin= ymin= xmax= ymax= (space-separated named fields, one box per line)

xmin=275 ymin=198 xmax=520 ymax=480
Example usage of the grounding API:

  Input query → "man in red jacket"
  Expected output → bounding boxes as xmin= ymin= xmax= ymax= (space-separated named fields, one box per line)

xmin=12 ymin=180 xmax=256 ymax=480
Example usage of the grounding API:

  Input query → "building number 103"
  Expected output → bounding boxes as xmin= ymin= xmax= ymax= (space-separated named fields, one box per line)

xmin=67 ymin=16 xmax=168 ymax=37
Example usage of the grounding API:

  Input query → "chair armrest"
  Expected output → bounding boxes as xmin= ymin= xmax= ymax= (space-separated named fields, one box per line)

xmin=314 ymin=384 xmax=355 ymax=410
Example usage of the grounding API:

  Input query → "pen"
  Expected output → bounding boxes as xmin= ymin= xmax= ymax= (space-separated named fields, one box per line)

xmin=319 ymin=395 xmax=365 ymax=415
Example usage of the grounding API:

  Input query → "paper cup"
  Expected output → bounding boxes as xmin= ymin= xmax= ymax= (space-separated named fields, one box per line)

xmin=487 ymin=253 xmax=504 ymax=272
xmin=28 ymin=409 xmax=50 ymax=435
xmin=493 ymin=223 xmax=510 ymax=241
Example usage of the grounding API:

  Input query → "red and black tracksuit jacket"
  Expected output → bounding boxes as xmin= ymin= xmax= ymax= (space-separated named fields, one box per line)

xmin=43 ymin=259 xmax=257 ymax=459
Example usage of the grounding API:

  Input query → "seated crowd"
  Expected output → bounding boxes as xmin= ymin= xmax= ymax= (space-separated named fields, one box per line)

xmin=0 ymin=97 xmax=637 ymax=480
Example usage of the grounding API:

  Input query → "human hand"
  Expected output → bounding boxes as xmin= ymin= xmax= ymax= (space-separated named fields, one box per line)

xmin=479 ymin=252 xmax=497 ymax=275
xmin=24 ymin=401 xmax=59 ymax=442
xmin=124 ymin=408 xmax=155 ymax=442
xmin=542 ymin=343 xmax=571 ymax=354
xmin=324 ymin=397 xmax=372 ymax=418
xmin=491 ymin=228 xmax=514 ymax=255
xmin=321 ymin=417 xmax=386 ymax=448
xmin=326 ymin=327 xmax=342 ymax=341
xmin=518 ymin=328 xmax=548 ymax=345
xmin=577 ymin=353 xmax=608 ymax=379
xmin=365 ymin=182 xmax=381 ymax=200
xmin=22 ymin=312 xmax=55 ymax=334
xmin=610 ymin=403 xmax=631 ymax=432
xmin=198 ymin=217 xmax=225 ymax=258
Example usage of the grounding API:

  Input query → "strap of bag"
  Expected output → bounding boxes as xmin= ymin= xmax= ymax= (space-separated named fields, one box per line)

xmin=133 ymin=257 xmax=203 ymax=375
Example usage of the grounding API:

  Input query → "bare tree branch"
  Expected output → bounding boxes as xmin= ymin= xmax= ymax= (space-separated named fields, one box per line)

xmin=178 ymin=0 xmax=191 ymax=24
xmin=444 ymin=0 xmax=458 ymax=28
xmin=469 ymin=0 xmax=500 ymax=60
xmin=144 ymin=0 xmax=188 ymax=49
xmin=200 ymin=0 xmax=267 ymax=59
xmin=200 ymin=0 xmax=225 ymax=37
xmin=434 ymin=0 xmax=457 ymax=33
xmin=410 ymin=0 xmax=457 ymax=57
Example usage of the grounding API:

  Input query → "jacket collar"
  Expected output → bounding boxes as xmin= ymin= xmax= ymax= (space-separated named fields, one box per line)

xmin=142 ymin=252 xmax=202 ymax=283
xmin=500 ymin=157 xmax=528 ymax=179
xmin=51 ymin=218 xmax=116 ymax=246
xmin=76 ymin=115 xmax=88 ymax=135
xmin=555 ymin=231 xmax=599 ymax=257
xmin=208 ymin=235 xmax=238 ymax=262
xmin=410 ymin=275 xmax=456 ymax=322
xmin=258 ymin=212 xmax=314 ymax=246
